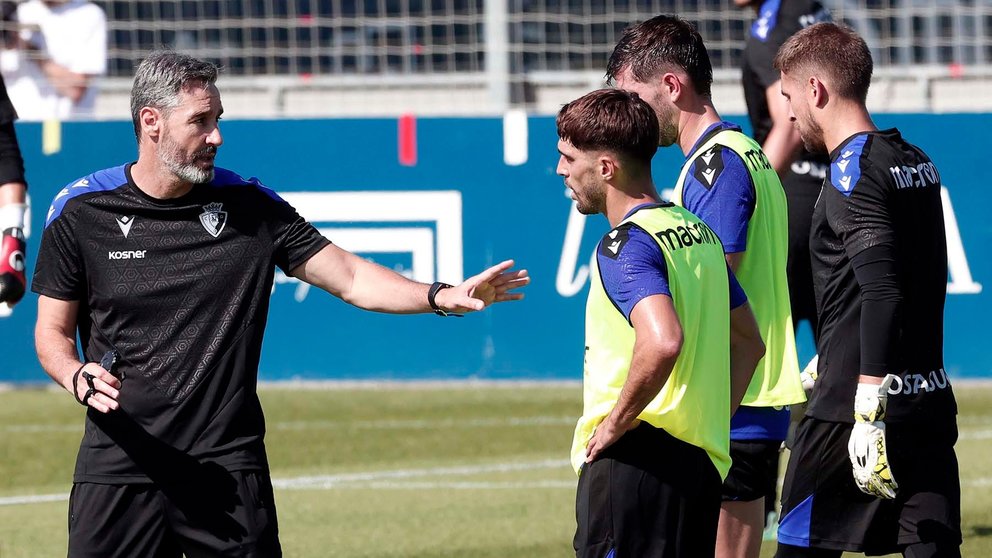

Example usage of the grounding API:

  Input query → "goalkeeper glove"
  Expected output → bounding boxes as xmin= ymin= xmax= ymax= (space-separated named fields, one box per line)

xmin=800 ymin=354 xmax=818 ymax=395
xmin=0 ymin=226 xmax=25 ymax=307
xmin=848 ymin=374 xmax=898 ymax=499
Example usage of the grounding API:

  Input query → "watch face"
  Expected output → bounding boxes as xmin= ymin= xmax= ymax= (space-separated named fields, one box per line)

xmin=429 ymin=282 xmax=462 ymax=317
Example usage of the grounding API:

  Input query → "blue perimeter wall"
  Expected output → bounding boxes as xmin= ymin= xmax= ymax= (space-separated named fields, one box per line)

xmin=1 ymin=114 xmax=988 ymax=382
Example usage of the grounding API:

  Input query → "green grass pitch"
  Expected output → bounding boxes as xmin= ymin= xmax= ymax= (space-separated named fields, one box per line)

xmin=1 ymin=382 xmax=990 ymax=557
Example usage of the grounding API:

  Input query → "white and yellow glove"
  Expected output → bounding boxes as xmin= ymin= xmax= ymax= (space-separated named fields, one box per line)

xmin=800 ymin=354 xmax=818 ymax=395
xmin=848 ymin=375 xmax=898 ymax=499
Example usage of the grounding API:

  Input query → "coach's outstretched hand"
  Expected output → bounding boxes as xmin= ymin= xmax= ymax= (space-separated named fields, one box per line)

xmin=434 ymin=260 xmax=529 ymax=314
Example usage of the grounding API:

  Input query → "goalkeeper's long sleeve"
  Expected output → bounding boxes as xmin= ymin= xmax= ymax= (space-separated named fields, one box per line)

xmin=851 ymin=244 xmax=903 ymax=378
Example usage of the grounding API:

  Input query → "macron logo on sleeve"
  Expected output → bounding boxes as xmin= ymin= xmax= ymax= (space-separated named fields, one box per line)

xmin=45 ymin=166 xmax=128 ymax=228
xmin=600 ymin=225 xmax=631 ymax=260
xmin=830 ymin=137 xmax=867 ymax=197
xmin=750 ymin=0 xmax=781 ymax=40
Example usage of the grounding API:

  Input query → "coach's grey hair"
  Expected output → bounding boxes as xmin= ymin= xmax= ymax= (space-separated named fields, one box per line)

xmin=130 ymin=51 xmax=219 ymax=143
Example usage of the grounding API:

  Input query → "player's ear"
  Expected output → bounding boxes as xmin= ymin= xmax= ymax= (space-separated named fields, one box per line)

xmin=808 ymin=76 xmax=828 ymax=108
xmin=661 ymin=72 xmax=682 ymax=103
xmin=599 ymin=154 xmax=618 ymax=181
xmin=140 ymin=107 xmax=162 ymax=140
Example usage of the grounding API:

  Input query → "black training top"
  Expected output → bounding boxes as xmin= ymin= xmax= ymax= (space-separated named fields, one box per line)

xmin=33 ymin=163 xmax=330 ymax=483
xmin=0 ymin=73 xmax=16 ymax=124
xmin=808 ymin=129 xmax=956 ymax=424
xmin=741 ymin=0 xmax=831 ymax=168
xmin=0 ymin=74 xmax=25 ymax=187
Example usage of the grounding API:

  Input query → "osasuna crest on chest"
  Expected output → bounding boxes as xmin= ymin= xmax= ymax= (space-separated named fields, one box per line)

xmin=199 ymin=202 xmax=228 ymax=237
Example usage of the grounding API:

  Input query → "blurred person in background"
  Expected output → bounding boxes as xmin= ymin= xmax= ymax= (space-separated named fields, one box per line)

xmin=0 ymin=0 xmax=106 ymax=120
xmin=0 ymin=71 xmax=27 ymax=312
xmin=734 ymin=0 xmax=833 ymax=542
xmin=607 ymin=15 xmax=805 ymax=558
xmin=560 ymin=88 xmax=765 ymax=558
xmin=736 ymin=0 xmax=831 ymax=347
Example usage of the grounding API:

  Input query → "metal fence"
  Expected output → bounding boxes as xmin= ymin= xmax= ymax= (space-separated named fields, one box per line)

xmin=85 ymin=0 xmax=992 ymax=116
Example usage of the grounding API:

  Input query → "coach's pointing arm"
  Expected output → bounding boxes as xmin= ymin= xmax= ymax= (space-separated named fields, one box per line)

xmin=290 ymin=244 xmax=529 ymax=315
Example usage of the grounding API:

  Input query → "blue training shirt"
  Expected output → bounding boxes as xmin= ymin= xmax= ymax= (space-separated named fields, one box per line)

xmin=682 ymin=126 xmax=790 ymax=440
xmin=597 ymin=203 xmax=747 ymax=323
xmin=598 ymin=205 xmax=781 ymax=438
xmin=681 ymin=122 xmax=757 ymax=254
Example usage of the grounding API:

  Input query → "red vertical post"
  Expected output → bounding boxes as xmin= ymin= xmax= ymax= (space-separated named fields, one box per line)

xmin=398 ymin=113 xmax=417 ymax=166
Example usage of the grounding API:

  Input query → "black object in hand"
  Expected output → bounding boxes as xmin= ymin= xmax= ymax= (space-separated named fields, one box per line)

xmin=101 ymin=350 xmax=122 ymax=380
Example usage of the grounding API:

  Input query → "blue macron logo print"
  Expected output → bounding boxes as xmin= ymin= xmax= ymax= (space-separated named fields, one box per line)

xmin=831 ymin=137 xmax=867 ymax=197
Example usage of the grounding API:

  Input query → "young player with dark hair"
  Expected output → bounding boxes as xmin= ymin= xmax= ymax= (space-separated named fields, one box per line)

xmin=558 ymin=88 xmax=765 ymax=558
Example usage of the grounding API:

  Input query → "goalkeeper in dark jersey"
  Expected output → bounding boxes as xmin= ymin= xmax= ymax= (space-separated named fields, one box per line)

xmin=773 ymin=23 xmax=959 ymax=558
xmin=32 ymin=51 xmax=529 ymax=558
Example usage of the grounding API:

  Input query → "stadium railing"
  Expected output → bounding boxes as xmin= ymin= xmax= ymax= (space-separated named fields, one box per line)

xmin=83 ymin=0 xmax=992 ymax=117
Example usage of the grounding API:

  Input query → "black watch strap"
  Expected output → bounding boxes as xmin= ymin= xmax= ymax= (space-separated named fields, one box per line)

xmin=428 ymin=281 xmax=463 ymax=317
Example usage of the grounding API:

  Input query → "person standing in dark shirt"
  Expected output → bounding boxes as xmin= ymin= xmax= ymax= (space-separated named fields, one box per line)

xmin=773 ymin=23 xmax=959 ymax=558
xmin=737 ymin=0 xmax=831 ymax=340
xmin=0 ymin=72 xmax=28 ymax=312
xmin=32 ymin=51 xmax=529 ymax=558
xmin=735 ymin=0 xmax=833 ymax=544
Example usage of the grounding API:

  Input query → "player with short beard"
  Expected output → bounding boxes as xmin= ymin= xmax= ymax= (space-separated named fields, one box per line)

xmin=773 ymin=23 xmax=960 ymax=558
xmin=607 ymin=16 xmax=806 ymax=558
xmin=559 ymin=88 xmax=765 ymax=558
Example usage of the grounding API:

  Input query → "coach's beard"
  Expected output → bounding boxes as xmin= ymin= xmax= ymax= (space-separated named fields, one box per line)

xmin=161 ymin=139 xmax=217 ymax=185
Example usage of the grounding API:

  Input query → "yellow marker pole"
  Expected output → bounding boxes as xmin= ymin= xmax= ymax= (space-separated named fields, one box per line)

xmin=42 ymin=119 xmax=62 ymax=155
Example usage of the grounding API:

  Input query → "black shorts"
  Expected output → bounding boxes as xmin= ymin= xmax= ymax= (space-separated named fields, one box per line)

xmin=778 ymin=416 xmax=961 ymax=554
xmin=68 ymin=469 xmax=281 ymax=558
xmin=721 ymin=439 xmax=781 ymax=502
xmin=782 ymin=169 xmax=822 ymax=329
xmin=574 ymin=423 xmax=722 ymax=558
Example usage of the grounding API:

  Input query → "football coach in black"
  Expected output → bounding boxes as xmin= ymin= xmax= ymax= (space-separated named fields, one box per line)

xmin=32 ymin=50 xmax=529 ymax=557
